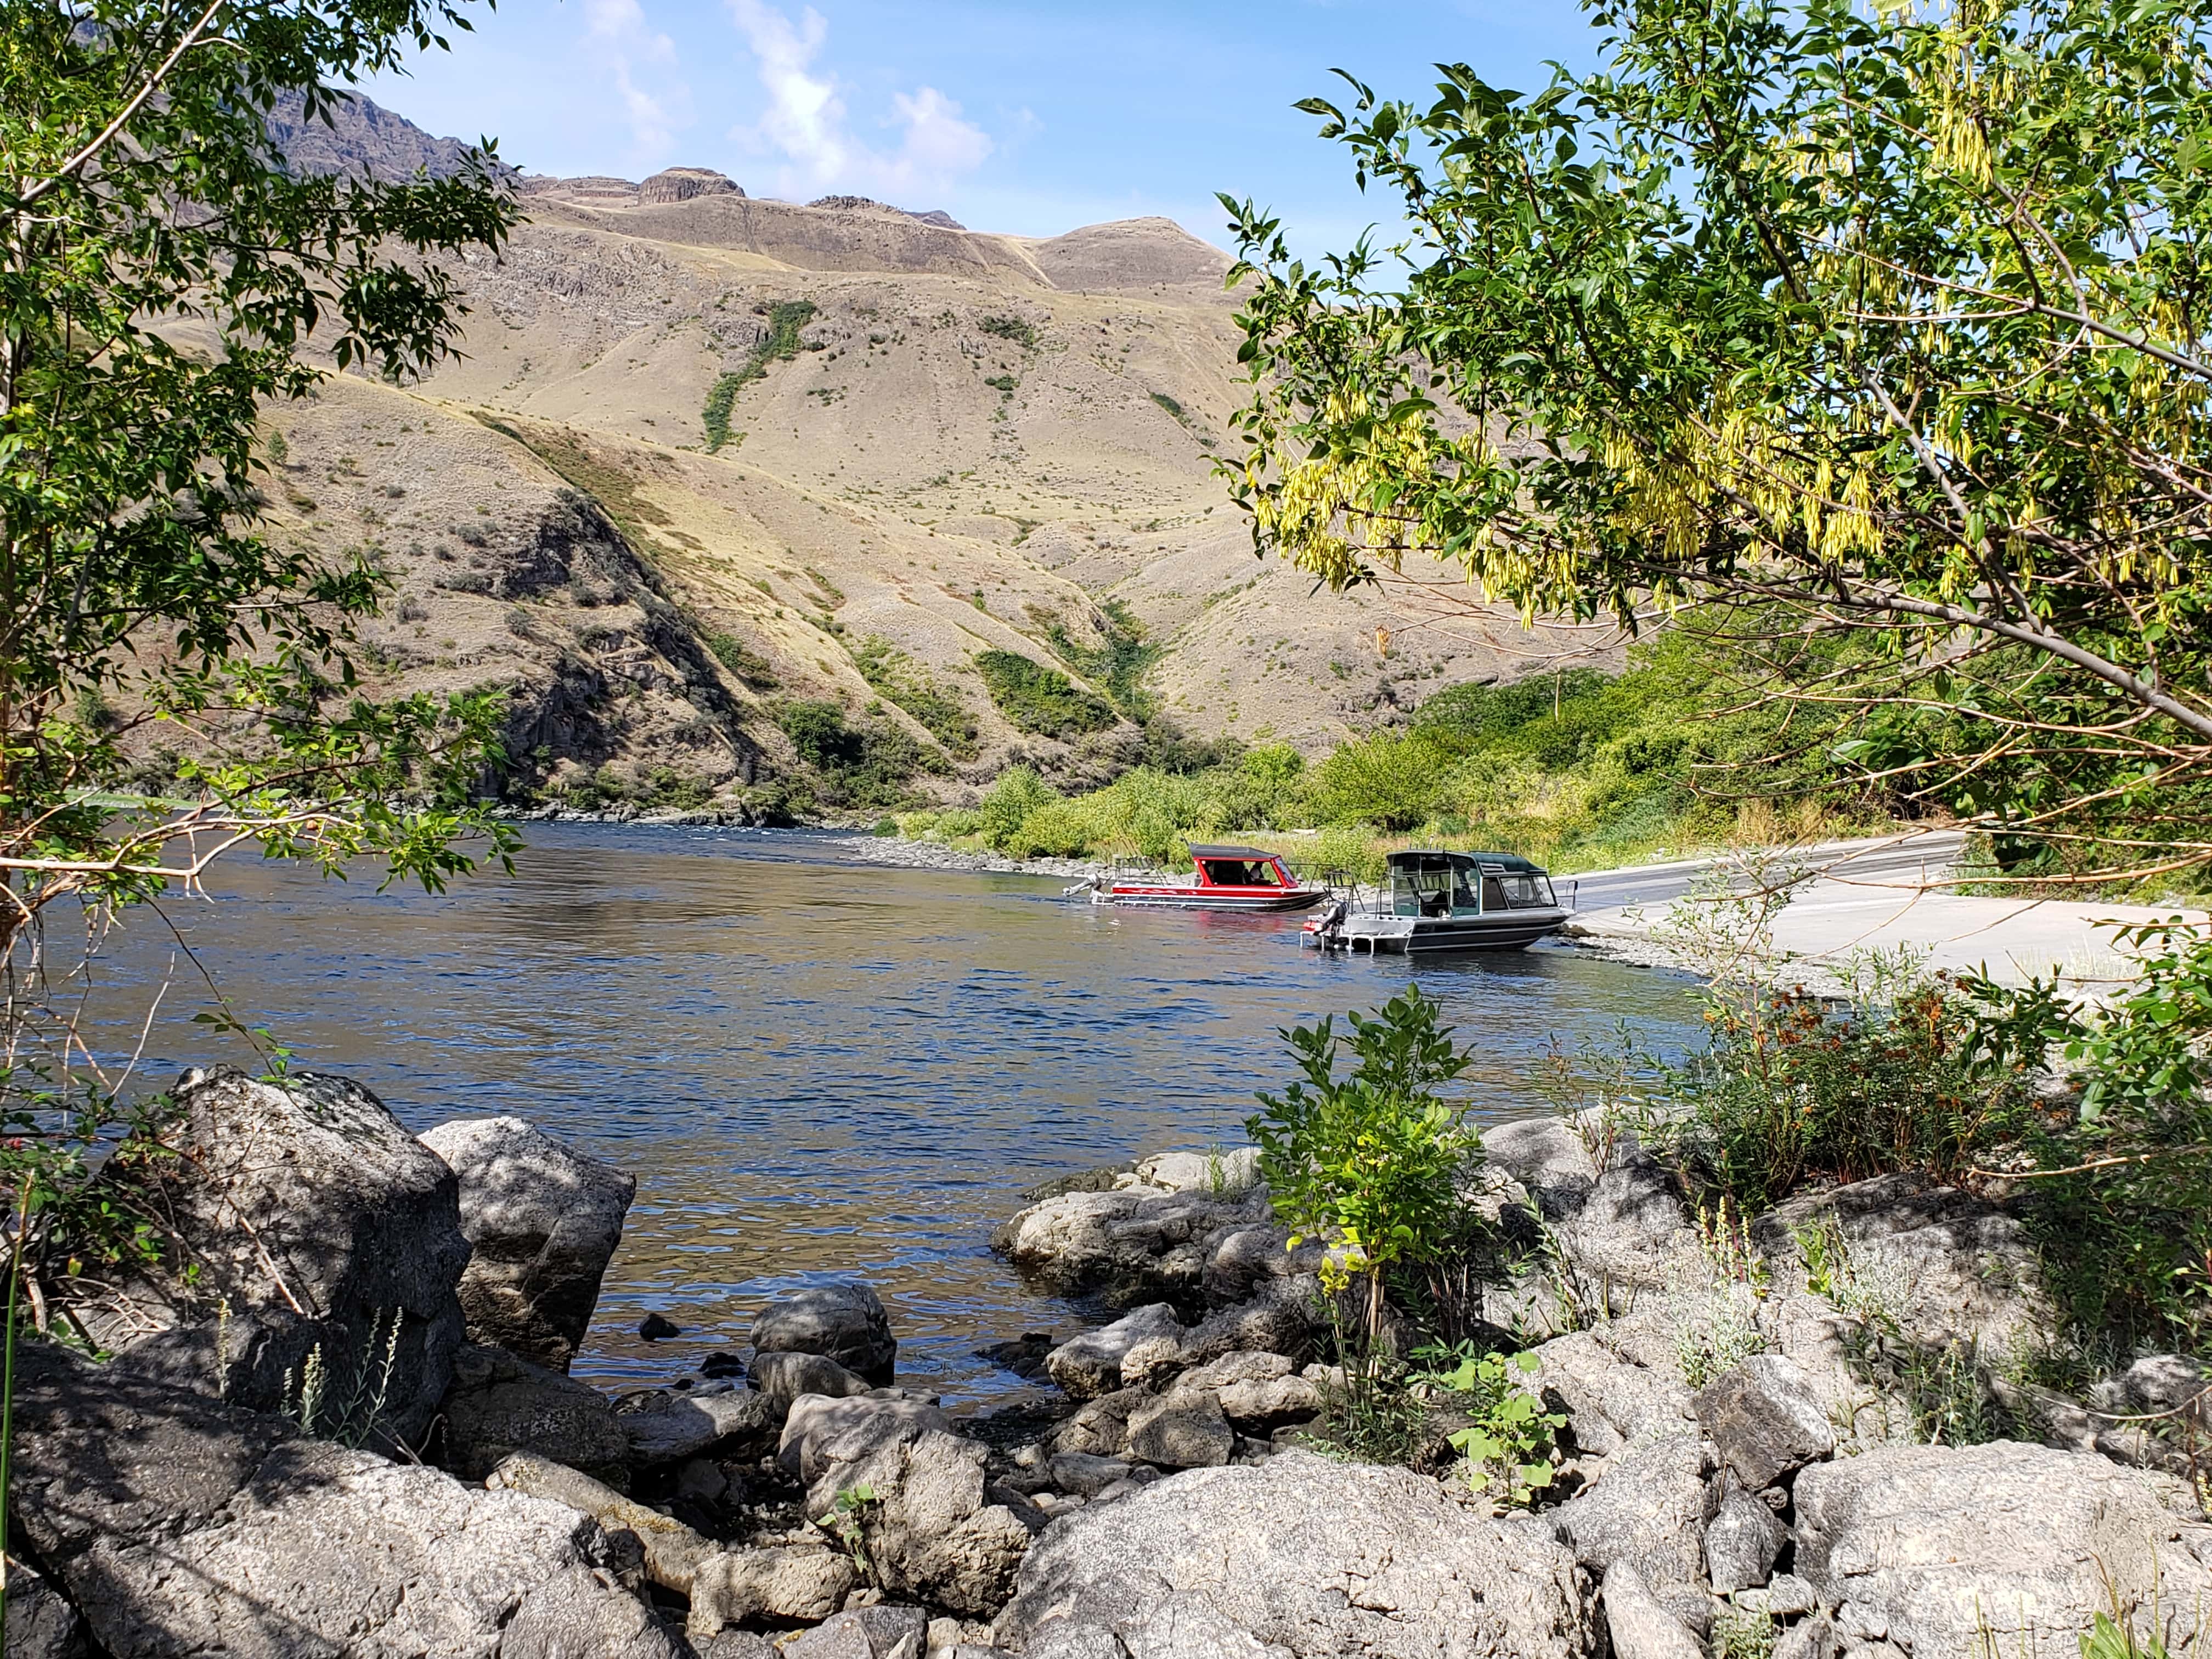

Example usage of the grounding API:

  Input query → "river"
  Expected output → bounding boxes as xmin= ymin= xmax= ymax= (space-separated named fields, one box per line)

xmin=86 ymin=823 xmax=1707 ymax=1402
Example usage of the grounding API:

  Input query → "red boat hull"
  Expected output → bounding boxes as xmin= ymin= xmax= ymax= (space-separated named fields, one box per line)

xmin=1096 ymin=882 xmax=1329 ymax=912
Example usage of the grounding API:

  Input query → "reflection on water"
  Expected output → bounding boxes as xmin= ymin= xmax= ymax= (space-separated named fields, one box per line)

xmin=84 ymin=825 xmax=1705 ymax=1399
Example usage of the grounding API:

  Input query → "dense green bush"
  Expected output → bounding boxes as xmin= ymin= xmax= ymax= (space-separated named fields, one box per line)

xmin=1642 ymin=973 xmax=2032 ymax=1215
xmin=975 ymin=650 xmax=1117 ymax=738
xmin=979 ymin=765 xmax=1057 ymax=849
xmin=1307 ymin=730 xmax=1454 ymax=831
xmin=703 ymin=300 xmax=817 ymax=452
xmin=1971 ymin=924 xmax=2212 ymax=1359
xmin=1042 ymin=600 xmax=1161 ymax=721
xmin=776 ymin=700 xmax=934 ymax=810
xmin=1583 ymin=928 xmax=2212 ymax=1370
xmin=853 ymin=637 xmax=977 ymax=758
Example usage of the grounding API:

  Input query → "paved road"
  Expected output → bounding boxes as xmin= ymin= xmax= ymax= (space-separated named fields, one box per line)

xmin=1564 ymin=828 xmax=2204 ymax=991
xmin=1561 ymin=829 xmax=1969 ymax=913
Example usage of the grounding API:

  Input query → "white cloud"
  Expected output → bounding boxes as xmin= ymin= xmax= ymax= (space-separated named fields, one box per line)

xmin=583 ymin=0 xmax=689 ymax=167
xmin=725 ymin=0 xmax=991 ymax=199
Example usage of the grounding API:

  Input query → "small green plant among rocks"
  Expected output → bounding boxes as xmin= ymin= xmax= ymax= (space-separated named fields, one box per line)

xmin=1414 ymin=1345 xmax=1565 ymax=1506
xmin=281 ymin=1309 xmax=404 ymax=1450
xmin=824 ymin=1483 xmax=879 ymax=1585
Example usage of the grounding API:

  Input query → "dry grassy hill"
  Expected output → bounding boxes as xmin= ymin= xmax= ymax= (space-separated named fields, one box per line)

xmin=255 ymin=98 xmax=1559 ymax=816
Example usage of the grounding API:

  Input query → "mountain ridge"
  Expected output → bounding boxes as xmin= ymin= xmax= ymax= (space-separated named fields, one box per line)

xmin=239 ymin=93 xmax=1560 ymax=817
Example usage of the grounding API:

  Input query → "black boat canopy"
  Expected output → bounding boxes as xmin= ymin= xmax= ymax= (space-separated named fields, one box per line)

xmin=1187 ymin=843 xmax=1279 ymax=861
xmin=1384 ymin=850 xmax=1549 ymax=875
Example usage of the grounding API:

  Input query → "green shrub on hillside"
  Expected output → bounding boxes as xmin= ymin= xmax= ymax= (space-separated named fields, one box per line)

xmin=853 ymin=637 xmax=978 ymax=758
xmin=975 ymin=650 xmax=1116 ymax=738
xmin=977 ymin=314 xmax=1038 ymax=348
xmin=1042 ymin=600 xmax=1161 ymax=721
xmin=776 ymin=698 xmax=934 ymax=809
xmin=1309 ymin=730 xmax=1453 ymax=831
xmin=703 ymin=300 xmax=819 ymax=453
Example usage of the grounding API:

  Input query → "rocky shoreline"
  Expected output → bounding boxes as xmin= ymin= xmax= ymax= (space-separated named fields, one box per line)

xmin=7 ymin=1065 xmax=2207 ymax=1658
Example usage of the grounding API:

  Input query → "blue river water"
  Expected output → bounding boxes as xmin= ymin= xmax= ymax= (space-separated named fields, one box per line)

xmin=88 ymin=823 xmax=1706 ymax=1400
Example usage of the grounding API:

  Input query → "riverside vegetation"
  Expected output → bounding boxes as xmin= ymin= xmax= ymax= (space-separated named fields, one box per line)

xmin=890 ymin=624 xmax=1930 ymax=878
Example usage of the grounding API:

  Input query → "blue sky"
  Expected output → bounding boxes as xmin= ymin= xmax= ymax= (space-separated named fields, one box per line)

xmin=363 ymin=0 xmax=1606 ymax=253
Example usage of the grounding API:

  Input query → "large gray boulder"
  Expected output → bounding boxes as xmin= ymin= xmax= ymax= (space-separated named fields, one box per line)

xmin=1528 ymin=1329 xmax=1696 ymax=1451
xmin=996 ymin=1449 xmax=1594 ymax=1657
xmin=77 ymin=1066 xmax=469 ymax=1443
xmin=1792 ymin=1441 xmax=2212 ymax=1657
xmin=785 ymin=1606 xmax=929 ymax=1659
xmin=619 ymin=1385 xmax=780 ymax=1466
xmin=419 ymin=1115 xmax=635 ymax=1373
xmin=992 ymin=1184 xmax=1269 ymax=1300
xmin=1124 ymin=1390 xmax=1234 ymax=1469
xmin=751 ymin=1347 xmax=873 ymax=1409
xmin=1601 ymin=1561 xmax=1705 ymax=1659
xmin=1753 ymin=1173 xmax=2050 ymax=1357
xmin=1481 ymin=1115 xmax=1601 ymax=1218
xmin=1548 ymin=1431 xmax=1713 ymax=1592
xmin=5 ymin=1338 xmax=684 ymax=1659
xmin=779 ymin=1393 xmax=953 ymax=1484
xmin=1043 ymin=1302 xmax=1183 ymax=1400
xmin=437 ymin=1341 xmax=629 ymax=1481
xmin=753 ymin=1283 xmax=898 ymax=1383
xmin=783 ymin=1400 xmax=1033 ymax=1616
xmin=3 ymin=1558 xmax=84 ymax=1659
xmin=1705 ymin=1487 xmax=1787 ymax=1594
xmin=685 ymin=1546 xmax=861 ymax=1640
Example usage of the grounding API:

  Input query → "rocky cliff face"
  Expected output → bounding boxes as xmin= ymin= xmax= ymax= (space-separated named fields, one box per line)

xmin=265 ymin=88 xmax=493 ymax=181
xmin=249 ymin=94 xmax=1552 ymax=814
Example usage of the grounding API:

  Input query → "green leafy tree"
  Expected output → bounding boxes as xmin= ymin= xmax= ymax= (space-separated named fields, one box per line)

xmin=1222 ymin=0 xmax=2212 ymax=879
xmin=0 ymin=0 xmax=518 ymax=1350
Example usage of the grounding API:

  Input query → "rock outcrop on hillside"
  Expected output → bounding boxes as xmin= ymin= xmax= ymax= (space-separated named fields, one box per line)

xmin=265 ymin=87 xmax=493 ymax=181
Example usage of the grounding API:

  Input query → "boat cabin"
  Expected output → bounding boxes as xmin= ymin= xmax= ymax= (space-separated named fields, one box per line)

xmin=1385 ymin=851 xmax=1558 ymax=918
xmin=1188 ymin=844 xmax=1296 ymax=889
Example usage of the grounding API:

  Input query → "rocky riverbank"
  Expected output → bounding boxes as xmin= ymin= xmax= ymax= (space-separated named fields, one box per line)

xmin=10 ymin=1066 xmax=2207 ymax=1658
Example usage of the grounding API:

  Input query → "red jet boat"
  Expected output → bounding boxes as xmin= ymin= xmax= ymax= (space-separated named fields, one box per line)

xmin=1076 ymin=844 xmax=1329 ymax=912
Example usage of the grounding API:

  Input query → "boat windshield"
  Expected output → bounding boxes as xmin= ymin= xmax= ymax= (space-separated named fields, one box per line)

xmin=1488 ymin=871 xmax=1557 ymax=909
xmin=1389 ymin=856 xmax=1480 ymax=917
xmin=1199 ymin=859 xmax=1281 ymax=887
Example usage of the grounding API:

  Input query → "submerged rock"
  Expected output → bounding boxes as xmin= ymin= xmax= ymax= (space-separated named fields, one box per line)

xmin=420 ymin=1115 xmax=636 ymax=1373
xmin=76 ymin=1066 xmax=469 ymax=1443
xmin=995 ymin=1449 xmax=1593 ymax=1657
